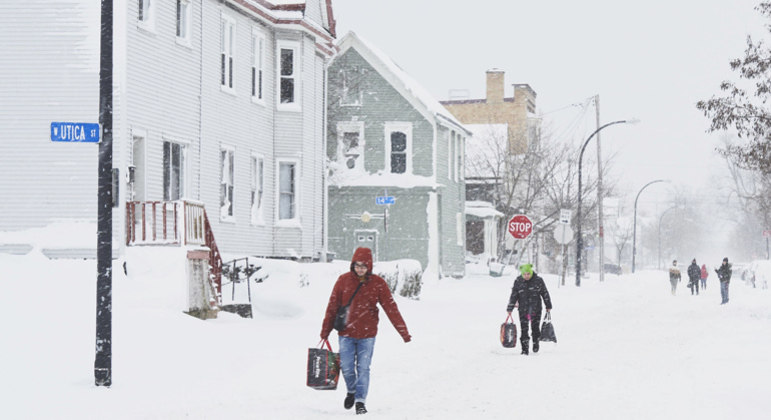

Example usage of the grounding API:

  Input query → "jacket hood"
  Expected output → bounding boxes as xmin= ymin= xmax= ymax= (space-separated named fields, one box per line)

xmin=350 ymin=247 xmax=373 ymax=274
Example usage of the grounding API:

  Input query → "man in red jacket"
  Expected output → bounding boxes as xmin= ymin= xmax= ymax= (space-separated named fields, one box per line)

xmin=321 ymin=247 xmax=411 ymax=415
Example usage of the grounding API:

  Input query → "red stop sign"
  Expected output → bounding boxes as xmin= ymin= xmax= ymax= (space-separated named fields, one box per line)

xmin=508 ymin=215 xmax=533 ymax=239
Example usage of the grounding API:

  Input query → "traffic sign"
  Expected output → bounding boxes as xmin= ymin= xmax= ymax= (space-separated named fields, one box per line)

xmin=51 ymin=122 xmax=100 ymax=143
xmin=553 ymin=225 xmax=573 ymax=245
xmin=559 ymin=209 xmax=572 ymax=224
xmin=376 ymin=196 xmax=395 ymax=205
xmin=508 ymin=214 xmax=533 ymax=239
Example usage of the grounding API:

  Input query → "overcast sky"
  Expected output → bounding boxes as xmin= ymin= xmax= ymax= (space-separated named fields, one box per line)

xmin=331 ymin=0 xmax=766 ymax=207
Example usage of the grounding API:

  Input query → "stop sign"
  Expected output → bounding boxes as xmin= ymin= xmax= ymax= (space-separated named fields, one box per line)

xmin=508 ymin=214 xmax=533 ymax=239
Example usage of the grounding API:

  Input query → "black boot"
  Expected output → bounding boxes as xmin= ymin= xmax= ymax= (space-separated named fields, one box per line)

xmin=344 ymin=393 xmax=355 ymax=410
xmin=355 ymin=402 xmax=367 ymax=415
xmin=521 ymin=339 xmax=529 ymax=355
xmin=533 ymin=340 xmax=540 ymax=353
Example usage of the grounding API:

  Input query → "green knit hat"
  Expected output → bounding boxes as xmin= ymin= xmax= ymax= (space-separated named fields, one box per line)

xmin=519 ymin=264 xmax=533 ymax=275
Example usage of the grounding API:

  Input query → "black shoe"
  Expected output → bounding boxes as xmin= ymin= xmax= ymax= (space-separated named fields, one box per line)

xmin=533 ymin=341 xmax=540 ymax=353
xmin=355 ymin=402 xmax=367 ymax=415
xmin=344 ymin=393 xmax=355 ymax=410
xmin=521 ymin=340 xmax=529 ymax=355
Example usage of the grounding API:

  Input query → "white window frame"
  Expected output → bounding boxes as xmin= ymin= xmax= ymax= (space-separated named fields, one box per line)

xmin=162 ymin=139 xmax=188 ymax=201
xmin=384 ymin=122 xmax=412 ymax=175
xmin=250 ymin=152 xmax=265 ymax=225
xmin=251 ymin=27 xmax=267 ymax=104
xmin=220 ymin=13 xmax=236 ymax=93
xmin=220 ymin=145 xmax=236 ymax=221
xmin=138 ymin=0 xmax=156 ymax=32
xmin=448 ymin=130 xmax=455 ymax=180
xmin=175 ymin=0 xmax=192 ymax=46
xmin=275 ymin=158 xmax=300 ymax=225
xmin=276 ymin=41 xmax=300 ymax=111
xmin=336 ymin=121 xmax=365 ymax=171
xmin=340 ymin=68 xmax=362 ymax=106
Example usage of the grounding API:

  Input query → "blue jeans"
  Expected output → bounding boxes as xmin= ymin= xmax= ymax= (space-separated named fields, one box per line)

xmin=720 ymin=281 xmax=730 ymax=303
xmin=338 ymin=336 xmax=376 ymax=403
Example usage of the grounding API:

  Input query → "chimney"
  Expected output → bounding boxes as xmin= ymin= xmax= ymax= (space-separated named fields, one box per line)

xmin=513 ymin=84 xmax=537 ymax=113
xmin=486 ymin=69 xmax=504 ymax=103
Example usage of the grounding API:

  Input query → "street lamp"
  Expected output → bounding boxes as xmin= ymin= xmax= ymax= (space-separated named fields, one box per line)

xmin=632 ymin=179 xmax=668 ymax=273
xmin=575 ymin=119 xmax=637 ymax=286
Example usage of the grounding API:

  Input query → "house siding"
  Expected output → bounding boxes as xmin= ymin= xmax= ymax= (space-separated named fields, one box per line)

xmin=0 ymin=1 xmax=99 ymax=231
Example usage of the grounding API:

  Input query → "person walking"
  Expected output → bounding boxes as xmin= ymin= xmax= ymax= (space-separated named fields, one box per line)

xmin=669 ymin=260 xmax=681 ymax=295
xmin=320 ymin=247 xmax=411 ymax=415
xmin=687 ymin=259 xmax=701 ymax=295
xmin=700 ymin=263 xmax=708 ymax=290
xmin=716 ymin=257 xmax=732 ymax=305
xmin=506 ymin=263 xmax=552 ymax=355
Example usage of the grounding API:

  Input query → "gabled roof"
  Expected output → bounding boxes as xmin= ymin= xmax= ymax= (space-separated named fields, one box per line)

xmin=229 ymin=0 xmax=337 ymax=54
xmin=335 ymin=31 xmax=470 ymax=136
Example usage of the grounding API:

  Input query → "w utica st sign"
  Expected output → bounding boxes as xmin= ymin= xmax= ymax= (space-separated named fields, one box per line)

xmin=508 ymin=214 xmax=533 ymax=239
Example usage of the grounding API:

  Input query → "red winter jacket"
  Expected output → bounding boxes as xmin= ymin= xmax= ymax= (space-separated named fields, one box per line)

xmin=321 ymin=248 xmax=411 ymax=342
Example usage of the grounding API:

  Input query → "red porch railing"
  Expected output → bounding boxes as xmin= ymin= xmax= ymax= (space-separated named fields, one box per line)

xmin=126 ymin=200 xmax=222 ymax=304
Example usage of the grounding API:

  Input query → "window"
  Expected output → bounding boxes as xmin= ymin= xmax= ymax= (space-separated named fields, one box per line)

xmin=220 ymin=147 xmax=235 ymax=219
xmin=138 ymin=0 xmax=156 ymax=30
xmin=220 ymin=14 xmax=235 ymax=91
xmin=340 ymin=68 xmax=362 ymax=106
xmin=251 ymin=29 xmax=266 ymax=102
xmin=163 ymin=141 xmax=185 ymax=201
xmin=250 ymin=154 xmax=264 ymax=224
xmin=385 ymin=123 xmax=411 ymax=174
xmin=176 ymin=0 xmax=191 ymax=43
xmin=277 ymin=160 xmax=296 ymax=221
xmin=277 ymin=42 xmax=299 ymax=109
xmin=337 ymin=121 xmax=364 ymax=170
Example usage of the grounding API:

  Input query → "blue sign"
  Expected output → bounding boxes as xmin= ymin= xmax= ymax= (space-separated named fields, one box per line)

xmin=376 ymin=196 xmax=395 ymax=205
xmin=51 ymin=122 xmax=100 ymax=143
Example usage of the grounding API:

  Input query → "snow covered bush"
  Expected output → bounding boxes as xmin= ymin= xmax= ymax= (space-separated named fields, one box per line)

xmin=374 ymin=259 xmax=423 ymax=299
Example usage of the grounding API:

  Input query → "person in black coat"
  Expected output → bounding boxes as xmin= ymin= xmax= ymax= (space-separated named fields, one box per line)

xmin=716 ymin=257 xmax=732 ymax=304
xmin=687 ymin=259 xmax=701 ymax=295
xmin=506 ymin=263 xmax=552 ymax=355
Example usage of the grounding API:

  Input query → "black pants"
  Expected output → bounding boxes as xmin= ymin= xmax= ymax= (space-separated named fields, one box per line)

xmin=518 ymin=310 xmax=542 ymax=342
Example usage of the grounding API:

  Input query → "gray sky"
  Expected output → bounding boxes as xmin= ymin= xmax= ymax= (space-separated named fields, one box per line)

xmin=331 ymin=0 xmax=765 ymax=202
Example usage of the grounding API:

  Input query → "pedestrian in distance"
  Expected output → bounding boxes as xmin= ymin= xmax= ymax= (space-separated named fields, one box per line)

xmin=687 ymin=259 xmax=701 ymax=295
xmin=669 ymin=260 xmax=681 ymax=295
xmin=506 ymin=263 xmax=552 ymax=355
xmin=716 ymin=257 xmax=732 ymax=305
xmin=700 ymin=263 xmax=708 ymax=290
xmin=320 ymin=247 xmax=411 ymax=415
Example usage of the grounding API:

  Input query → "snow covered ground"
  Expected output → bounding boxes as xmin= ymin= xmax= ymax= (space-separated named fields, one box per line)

xmin=2 ymin=244 xmax=771 ymax=419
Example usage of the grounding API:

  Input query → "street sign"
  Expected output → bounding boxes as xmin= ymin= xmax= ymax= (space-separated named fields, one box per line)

xmin=51 ymin=122 xmax=100 ymax=143
xmin=508 ymin=214 xmax=533 ymax=239
xmin=376 ymin=196 xmax=395 ymax=205
xmin=559 ymin=209 xmax=572 ymax=224
xmin=553 ymin=225 xmax=573 ymax=245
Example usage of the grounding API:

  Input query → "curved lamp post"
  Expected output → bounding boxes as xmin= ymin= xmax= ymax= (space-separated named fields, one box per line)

xmin=632 ymin=179 xmax=668 ymax=273
xmin=575 ymin=119 xmax=637 ymax=286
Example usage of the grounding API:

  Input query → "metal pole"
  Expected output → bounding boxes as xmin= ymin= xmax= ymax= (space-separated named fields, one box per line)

xmin=575 ymin=120 xmax=630 ymax=286
xmin=632 ymin=179 xmax=666 ymax=273
xmin=594 ymin=95 xmax=605 ymax=282
xmin=95 ymin=0 xmax=113 ymax=387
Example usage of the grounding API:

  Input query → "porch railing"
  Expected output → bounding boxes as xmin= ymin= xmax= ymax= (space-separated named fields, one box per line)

xmin=126 ymin=200 xmax=222 ymax=304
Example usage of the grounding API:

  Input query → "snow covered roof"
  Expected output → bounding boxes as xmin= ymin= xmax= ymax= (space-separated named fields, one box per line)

xmin=465 ymin=201 xmax=504 ymax=219
xmin=335 ymin=31 xmax=470 ymax=136
xmin=231 ymin=0 xmax=336 ymax=50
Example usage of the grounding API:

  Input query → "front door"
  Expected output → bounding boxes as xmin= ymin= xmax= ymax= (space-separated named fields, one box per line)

xmin=354 ymin=230 xmax=378 ymax=262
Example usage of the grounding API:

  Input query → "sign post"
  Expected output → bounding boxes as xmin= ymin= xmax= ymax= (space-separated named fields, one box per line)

xmin=764 ymin=230 xmax=771 ymax=259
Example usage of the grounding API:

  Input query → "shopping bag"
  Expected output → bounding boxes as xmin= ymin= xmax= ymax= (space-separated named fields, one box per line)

xmin=500 ymin=313 xmax=517 ymax=348
xmin=540 ymin=312 xmax=557 ymax=343
xmin=306 ymin=339 xmax=340 ymax=390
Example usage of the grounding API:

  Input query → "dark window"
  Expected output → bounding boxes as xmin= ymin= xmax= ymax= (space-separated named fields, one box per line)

xmin=390 ymin=132 xmax=407 ymax=173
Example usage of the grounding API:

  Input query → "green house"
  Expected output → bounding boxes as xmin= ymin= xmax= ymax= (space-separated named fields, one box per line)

xmin=326 ymin=32 xmax=471 ymax=278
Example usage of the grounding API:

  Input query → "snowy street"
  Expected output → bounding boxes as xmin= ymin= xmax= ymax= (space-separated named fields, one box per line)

xmin=3 ymin=253 xmax=770 ymax=419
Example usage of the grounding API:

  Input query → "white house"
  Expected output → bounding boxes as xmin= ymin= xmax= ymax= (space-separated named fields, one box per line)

xmin=0 ymin=1 xmax=337 ymax=263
